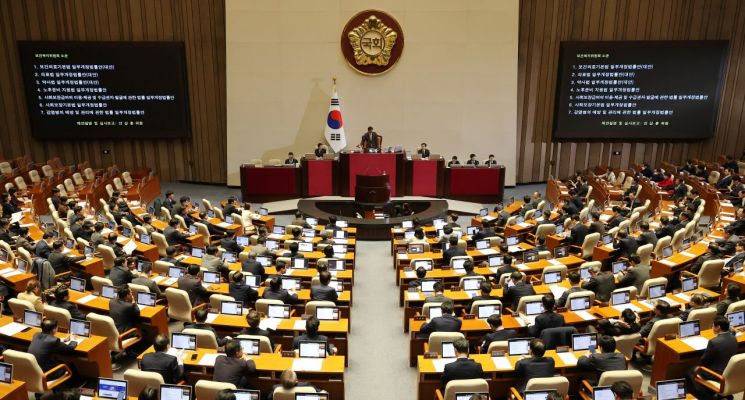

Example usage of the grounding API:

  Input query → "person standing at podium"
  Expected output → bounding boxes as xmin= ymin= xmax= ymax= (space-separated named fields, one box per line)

xmin=359 ymin=126 xmax=380 ymax=151
xmin=417 ymin=143 xmax=431 ymax=158
xmin=314 ymin=143 xmax=327 ymax=158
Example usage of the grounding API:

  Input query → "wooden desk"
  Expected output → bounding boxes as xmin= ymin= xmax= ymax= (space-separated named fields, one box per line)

xmin=652 ymin=329 xmax=745 ymax=384
xmin=0 ymin=380 xmax=27 ymax=400
xmin=67 ymin=290 xmax=169 ymax=336
xmin=0 ymin=316 xmax=113 ymax=378
xmin=650 ymin=242 xmax=709 ymax=278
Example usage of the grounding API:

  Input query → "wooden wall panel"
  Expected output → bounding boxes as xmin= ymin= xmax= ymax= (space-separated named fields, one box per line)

xmin=0 ymin=0 xmax=226 ymax=183
xmin=518 ymin=0 xmax=745 ymax=182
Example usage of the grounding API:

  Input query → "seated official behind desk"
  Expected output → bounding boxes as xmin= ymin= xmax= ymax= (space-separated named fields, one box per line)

xmin=284 ymin=152 xmax=299 ymax=166
xmin=576 ymin=335 xmax=627 ymax=385
xmin=417 ymin=143 xmax=430 ymax=158
xmin=514 ymin=338 xmax=556 ymax=394
xmin=140 ymin=334 xmax=183 ymax=384
xmin=29 ymin=319 xmax=78 ymax=379
xmin=441 ymin=338 xmax=484 ymax=388
xmin=214 ymin=340 xmax=257 ymax=389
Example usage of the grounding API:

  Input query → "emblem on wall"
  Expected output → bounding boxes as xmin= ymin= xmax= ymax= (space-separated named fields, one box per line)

xmin=341 ymin=10 xmax=404 ymax=75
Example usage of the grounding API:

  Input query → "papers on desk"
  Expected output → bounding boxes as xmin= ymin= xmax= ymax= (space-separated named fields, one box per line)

xmin=516 ymin=263 xmax=529 ymax=271
xmin=612 ymin=303 xmax=641 ymax=313
xmin=599 ymin=214 xmax=611 ymax=222
xmin=681 ymin=336 xmax=709 ymax=351
xmin=404 ymin=270 xmax=416 ymax=279
xmin=198 ymin=353 xmax=220 ymax=366
xmin=0 ymin=268 xmax=13 ymax=276
xmin=1 ymin=270 xmax=21 ymax=278
xmin=518 ymin=222 xmax=533 ymax=228
xmin=205 ymin=313 xmax=218 ymax=323
xmin=101 ymin=228 xmax=113 ymax=236
xmin=268 ymin=234 xmax=284 ymax=240
xmin=603 ymin=244 xmax=614 ymax=250
xmin=639 ymin=300 xmax=656 ymax=309
xmin=80 ymin=396 xmax=94 ymax=400
xmin=574 ymin=310 xmax=596 ymax=321
xmin=465 ymin=290 xmax=479 ymax=298
xmin=0 ymin=322 xmax=27 ymax=337
xmin=334 ymin=239 xmax=348 ymax=244
xmin=430 ymin=358 xmax=453 ymax=373
xmin=492 ymin=356 xmax=513 ymax=370
xmin=293 ymin=320 xmax=307 ymax=330
xmin=123 ymin=240 xmax=138 ymax=255
xmin=258 ymin=317 xmax=282 ymax=331
xmin=162 ymin=278 xmax=177 ymax=286
xmin=659 ymin=297 xmax=681 ymax=307
xmin=488 ymin=267 xmax=500 ymax=274
xmin=547 ymin=259 xmax=563 ymax=266
xmin=292 ymin=358 xmax=323 ymax=371
xmin=549 ymin=285 xmax=567 ymax=298
xmin=515 ymin=317 xmax=527 ymax=327
xmin=116 ymin=236 xmax=129 ymax=244
xmin=680 ymin=251 xmax=696 ymax=258
xmin=10 ymin=212 xmax=23 ymax=224
xmin=557 ymin=352 xmax=579 ymax=366
xmin=453 ymin=268 xmax=466 ymax=275
xmin=659 ymin=259 xmax=676 ymax=267
xmin=721 ymin=216 xmax=736 ymax=222
xmin=479 ymin=248 xmax=498 ymax=255
xmin=508 ymin=246 xmax=523 ymax=253
xmin=217 ymin=222 xmax=232 ymax=228
xmin=77 ymin=294 xmax=98 ymax=304
xmin=674 ymin=293 xmax=691 ymax=302
xmin=151 ymin=275 xmax=166 ymax=283
xmin=481 ymin=215 xmax=496 ymax=222
xmin=397 ymin=254 xmax=408 ymax=260
xmin=406 ymin=292 xmax=422 ymax=301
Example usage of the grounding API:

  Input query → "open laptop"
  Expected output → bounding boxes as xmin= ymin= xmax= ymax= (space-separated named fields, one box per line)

xmin=265 ymin=240 xmax=279 ymax=251
xmin=244 ymin=275 xmax=260 ymax=288
xmin=188 ymin=225 xmax=198 ymax=235
xmin=462 ymin=277 xmax=482 ymax=291
xmin=291 ymin=257 xmax=309 ymax=269
xmin=267 ymin=304 xmax=291 ymax=319
xmin=506 ymin=236 xmax=519 ymax=246
xmin=136 ymin=292 xmax=157 ymax=307
xmin=572 ymin=333 xmax=597 ymax=351
xmin=315 ymin=306 xmax=340 ymax=321
xmin=171 ymin=333 xmax=197 ymax=351
xmin=476 ymin=240 xmax=490 ymax=250
xmin=328 ymin=279 xmax=343 ymax=293
xmin=554 ymin=224 xmax=564 ymax=235
xmin=97 ymin=378 xmax=127 ymax=399
xmin=611 ymin=261 xmax=627 ymax=274
xmin=679 ymin=320 xmax=700 ymax=338
xmin=611 ymin=290 xmax=631 ymax=306
xmin=137 ymin=261 xmax=152 ymax=273
xmin=273 ymin=226 xmax=285 ymax=235
xmin=332 ymin=244 xmax=347 ymax=254
xmin=441 ymin=341 xmax=456 ymax=358
xmin=0 ymin=362 xmax=12 ymax=384
xmin=297 ymin=242 xmax=313 ymax=253
xmin=554 ymin=246 xmax=569 ymax=258
xmin=281 ymin=277 xmax=301 ymax=290
xmin=579 ymin=266 xmax=591 ymax=280
xmin=70 ymin=276 xmax=86 ymax=292
xmin=648 ymin=283 xmax=667 ymax=301
xmin=259 ymin=207 xmax=269 ymax=216
xmin=23 ymin=310 xmax=42 ymax=328
xmin=488 ymin=255 xmax=503 ymax=267
xmin=524 ymin=391 xmax=556 ymax=400
xmin=221 ymin=252 xmax=237 ymax=263
xmin=466 ymin=226 xmax=480 ymax=236
xmin=335 ymin=220 xmax=348 ymax=228
xmin=569 ymin=295 xmax=592 ymax=312
xmin=543 ymin=271 xmax=562 ymax=285
xmin=237 ymin=338 xmax=260 ymax=356
xmin=420 ymin=279 xmax=439 ymax=293
xmin=101 ymin=285 xmax=116 ymax=299
xmin=404 ymin=231 xmax=415 ymax=240
xmin=428 ymin=306 xmax=443 ymax=319
xmin=140 ymin=233 xmax=151 ymax=244
xmin=84 ymin=245 xmax=95 ymax=259
xmin=15 ymin=258 xmax=27 ymax=273
xmin=656 ymin=379 xmax=687 ymax=400
xmin=681 ymin=276 xmax=698 ymax=292
xmin=169 ymin=266 xmax=186 ymax=279
xmin=302 ymin=228 xmax=316 ymax=238
xmin=523 ymin=251 xmax=539 ymax=263
xmin=407 ymin=244 xmax=424 ymax=254
xmin=662 ymin=245 xmax=673 ymax=258
xmin=69 ymin=319 xmax=91 ymax=340
xmin=726 ymin=310 xmax=745 ymax=328
xmin=159 ymin=384 xmax=192 ymax=400
xmin=298 ymin=341 xmax=327 ymax=358
xmin=452 ymin=258 xmax=467 ymax=271
xmin=256 ymin=256 xmax=272 ymax=267
xmin=479 ymin=208 xmax=489 ymax=217
xmin=524 ymin=300 xmax=544 ymax=316
xmin=220 ymin=301 xmax=243 ymax=316
xmin=507 ymin=338 xmax=533 ymax=356
xmin=203 ymin=271 xmax=221 ymax=285
xmin=601 ymin=234 xmax=613 ymax=245
xmin=592 ymin=386 xmax=614 ymax=400
xmin=236 ymin=236 xmax=249 ymax=247
xmin=334 ymin=230 xmax=348 ymax=239
xmin=231 ymin=390 xmax=260 ymax=400
xmin=476 ymin=303 xmax=501 ymax=319
xmin=328 ymin=259 xmax=346 ymax=271
xmin=190 ymin=247 xmax=204 ymax=258
xmin=305 ymin=217 xmax=318 ymax=227
xmin=402 ymin=220 xmax=413 ymax=229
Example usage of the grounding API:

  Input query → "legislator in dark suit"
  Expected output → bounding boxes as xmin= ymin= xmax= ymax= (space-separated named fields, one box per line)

xmin=223 ymin=204 xmax=239 ymax=220
xmin=698 ymin=331 xmax=738 ymax=377
xmin=514 ymin=356 xmax=556 ymax=393
xmin=636 ymin=231 xmax=658 ymax=248
xmin=503 ymin=282 xmax=536 ymax=311
xmin=568 ymin=224 xmax=589 ymax=247
xmin=616 ymin=264 xmax=650 ymax=293
xmin=419 ymin=315 xmax=462 ymax=337
xmin=50 ymin=299 xmax=86 ymax=321
xmin=479 ymin=329 xmax=518 ymax=353
xmin=109 ymin=298 xmax=140 ymax=333
xmin=109 ymin=264 xmax=135 ymax=286
xmin=241 ymin=260 xmax=266 ymax=281
xmin=359 ymin=129 xmax=381 ymax=150
xmin=213 ymin=355 xmax=256 ymax=389
xmin=529 ymin=311 xmax=565 ymax=337
xmin=577 ymin=352 xmax=627 ymax=383
xmin=557 ymin=286 xmax=584 ymax=308
xmin=48 ymin=252 xmax=85 ymax=274
xmin=164 ymin=226 xmax=189 ymax=246
xmin=228 ymin=281 xmax=258 ymax=306
xmin=613 ymin=237 xmax=639 ymax=258
xmin=185 ymin=322 xmax=228 ymax=346
xmin=177 ymin=275 xmax=210 ymax=305
xmin=263 ymin=287 xmax=298 ymax=304
xmin=220 ymin=237 xmax=244 ymax=255
xmin=28 ymin=332 xmax=78 ymax=372
xmin=141 ymin=351 xmax=181 ymax=384
xmin=311 ymin=284 xmax=338 ymax=303
xmin=582 ymin=272 xmax=616 ymax=302
xmin=35 ymin=240 xmax=52 ymax=259
xmin=240 ymin=326 xmax=275 ymax=349
xmin=441 ymin=357 xmax=484 ymax=388
xmin=443 ymin=246 xmax=466 ymax=266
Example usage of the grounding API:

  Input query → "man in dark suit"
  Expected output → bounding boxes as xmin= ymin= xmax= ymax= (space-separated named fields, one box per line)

xmin=493 ymin=204 xmax=512 ymax=227
xmin=185 ymin=308 xmax=231 ymax=347
xmin=529 ymin=295 xmax=565 ymax=337
xmin=163 ymin=191 xmax=177 ymax=212
xmin=48 ymin=240 xmax=85 ymax=273
xmin=557 ymin=271 xmax=584 ymax=308
xmin=568 ymin=216 xmax=589 ymax=247
xmin=263 ymin=276 xmax=299 ymax=304
xmin=582 ymin=265 xmax=616 ymax=303
xmin=441 ymin=338 xmax=484 ymax=388
xmin=314 ymin=143 xmax=327 ymax=158
xmin=495 ymin=255 xmax=517 ymax=281
xmin=220 ymin=230 xmax=244 ymax=255
xmin=104 ymin=233 xmax=125 ymax=258
xmin=29 ymin=319 xmax=78 ymax=379
xmin=655 ymin=216 xmax=676 ymax=240
xmin=466 ymin=281 xmax=499 ymax=312
xmin=605 ymin=207 xmax=625 ymax=229
xmin=503 ymin=272 xmax=536 ymax=311
xmin=311 ymin=271 xmax=338 ymax=303
xmin=359 ymin=126 xmax=380 ymax=151
xmin=613 ymin=230 xmax=638 ymax=258
xmin=635 ymin=222 xmax=658 ymax=248
xmin=424 ymin=282 xmax=451 ymax=304
xmin=473 ymin=220 xmax=497 ymax=241
xmin=213 ymin=340 xmax=257 ymax=389
xmin=443 ymin=236 xmax=466 ymax=266
xmin=109 ymin=256 xmax=136 ymax=286
xmin=419 ymin=300 xmax=462 ymax=338
xmin=672 ymin=178 xmax=688 ymax=201
xmin=163 ymin=219 xmax=189 ymax=246
xmin=616 ymin=255 xmax=650 ymax=293
xmin=640 ymin=302 xmax=673 ymax=337
xmin=417 ymin=143 xmax=431 ymax=158
xmin=408 ymin=267 xmax=428 ymax=290
xmin=514 ymin=339 xmax=556 ymax=393
xmin=241 ymin=251 xmax=266 ymax=281
xmin=141 ymin=334 xmax=182 ymax=383
xmin=177 ymin=264 xmax=210 ymax=305
xmin=160 ymin=246 xmax=182 ymax=266
xmin=109 ymin=285 xmax=141 ymax=334
xmin=589 ymin=211 xmax=606 ymax=236
xmin=716 ymin=227 xmax=740 ymax=255
xmin=240 ymin=310 xmax=274 ymax=350
xmin=35 ymin=232 xmax=54 ymax=259
xmin=228 ymin=271 xmax=258 ymax=306
xmin=717 ymin=283 xmax=741 ymax=316
xmin=50 ymin=286 xmax=86 ymax=320
xmin=222 ymin=198 xmax=240 ymax=221
xmin=479 ymin=314 xmax=518 ymax=353
xmin=292 ymin=316 xmax=336 ymax=355
xmin=577 ymin=335 xmax=627 ymax=384
xmin=687 ymin=317 xmax=738 ymax=399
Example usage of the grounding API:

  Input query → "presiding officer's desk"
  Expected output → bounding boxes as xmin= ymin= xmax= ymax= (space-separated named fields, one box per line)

xmin=138 ymin=346 xmax=346 ymax=400
xmin=0 ymin=316 xmax=113 ymax=378
xmin=417 ymin=350 xmax=625 ymax=400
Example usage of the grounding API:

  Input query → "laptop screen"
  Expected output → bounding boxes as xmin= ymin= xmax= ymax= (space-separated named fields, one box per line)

xmin=297 ymin=242 xmax=313 ymax=253
xmin=656 ymin=379 xmax=686 ymax=400
xmin=555 ymin=224 xmax=564 ymax=235
xmin=523 ymin=251 xmax=538 ymax=263
xmin=404 ymin=231 xmax=415 ymax=240
xmin=256 ymin=256 xmax=272 ymax=267
xmin=70 ymin=277 xmax=86 ymax=292
xmin=244 ymin=275 xmax=260 ymax=288
xmin=190 ymin=247 xmax=204 ymax=258
xmin=98 ymin=378 xmax=127 ymax=399
xmin=221 ymin=252 xmax=237 ymax=263
xmin=259 ymin=207 xmax=268 ymax=216
xmin=265 ymin=240 xmax=279 ymax=251
xmin=171 ymin=333 xmax=197 ymax=350
xmin=281 ymin=277 xmax=301 ymax=290
xmin=70 ymin=319 xmax=91 ymax=338
xmin=140 ymin=233 xmax=151 ymax=244
xmin=420 ymin=279 xmax=438 ymax=293
xmin=273 ymin=226 xmax=285 ymax=235
xmin=477 ymin=304 xmax=501 ymax=319
xmin=648 ymin=284 xmax=666 ymax=299
xmin=298 ymin=341 xmax=327 ymax=358
xmin=408 ymin=244 xmax=424 ymax=254
xmin=267 ymin=304 xmax=291 ymax=319
xmin=506 ymin=236 xmax=519 ymax=246
xmin=0 ymin=362 xmax=12 ymax=384
xmin=543 ymin=271 xmax=562 ymax=284
xmin=572 ymin=333 xmax=597 ymax=351
xmin=579 ymin=267 xmax=591 ymax=280
xmin=137 ymin=292 xmax=157 ymax=307
xmin=602 ymin=234 xmax=612 ymax=244
xmin=402 ymin=220 xmax=413 ymax=229
xmin=65 ymin=238 xmax=75 ymax=249
xmin=662 ymin=245 xmax=673 ymax=258
xmin=328 ymin=279 xmax=343 ymax=293
xmin=480 ymin=208 xmax=488 ymax=217
xmin=433 ymin=219 xmax=445 ymax=230
xmin=15 ymin=258 xmax=27 ymax=273
xmin=570 ymin=296 xmax=591 ymax=311
xmin=332 ymin=244 xmax=347 ymax=254
xmin=169 ymin=266 xmax=185 ymax=279
xmin=137 ymin=261 xmax=152 ymax=273
xmin=203 ymin=271 xmax=220 ymax=284
xmin=188 ymin=225 xmax=197 ymax=235
xmin=316 ymin=306 xmax=340 ymax=321
xmin=727 ymin=310 xmax=745 ymax=327
xmin=524 ymin=391 xmax=554 ymax=400
xmin=488 ymin=255 xmax=503 ymax=267
xmin=305 ymin=217 xmax=318 ymax=227
xmin=476 ymin=240 xmax=490 ymax=250
xmin=302 ymin=229 xmax=316 ymax=238
xmin=682 ymin=276 xmax=698 ymax=292
xmin=508 ymin=338 xmax=532 ymax=356
xmin=611 ymin=290 xmax=630 ymax=305
xmin=24 ymin=310 xmax=41 ymax=327
xmin=334 ymin=230 xmax=347 ymax=239
xmin=592 ymin=386 xmax=614 ymax=400
xmin=101 ymin=285 xmax=116 ymax=299
xmin=84 ymin=245 xmax=95 ymax=257
xmin=328 ymin=259 xmax=346 ymax=271
xmin=236 ymin=236 xmax=249 ymax=246
xmin=611 ymin=261 xmax=627 ymax=274
xmin=237 ymin=338 xmax=260 ymax=356
xmin=220 ymin=301 xmax=243 ymax=316
xmin=525 ymin=301 xmax=544 ymax=316
xmin=462 ymin=278 xmax=482 ymax=291
xmin=441 ymin=341 xmax=456 ymax=358
xmin=159 ymin=384 xmax=192 ymax=400
xmin=122 ymin=227 xmax=131 ymax=238
xmin=291 ymin=258 xmax=309 ymax=269
xmin=452 ymin=258 xmax=467 ymax=270
xmin=428 ymin=307 xmax=443 ymax=319
xmin=335 ymin=220 xmax=348 ymax=228
xmin=231 ymin=390 xmax=260 ymax=400
xmin=679 ymin=320 xmax=700 ymax=338
xmin=467 ymin=226 xmax=479 ymax=235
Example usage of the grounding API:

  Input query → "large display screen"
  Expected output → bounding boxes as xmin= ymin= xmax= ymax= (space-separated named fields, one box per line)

xmin=18 ymin=41 xmax=190 ymax=139
xmin=553 ymin=41 xmax=728 ymax=140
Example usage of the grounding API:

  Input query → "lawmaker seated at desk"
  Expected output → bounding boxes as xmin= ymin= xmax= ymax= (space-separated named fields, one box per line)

xmin=228 ymin=271 xmax=258 ymax=306
xmin=292 ymin=316 xmax=337 ymax=355
xmin=214 ymin=339 xmax=257 ymax=389
xmin=466 ymin=153 xmax=479 ymax=166
xmin=178 ymin=264 xmax=210 ymax=306
xmin=716 ymin=283 xmax=741 ymax=316
xmin=440 ymin=337 xmax=484 ymax=389
xmin=639 ymin=301 xmax=673 ymax=338
xmin=484 ymin=154 xmax=498 ymax=166
xmin=140 ymin=334 xmax=183 ymax=384
xmin=240 ymin=310 xmax=275 ymax=350
xmin=528 ymin=295 xmax=565 ymax=337
xmin=418 ymin=300 xmax=461 ymax=339
xmin=311 ymin=271 xmax=338 ymax=303
xmin=513 ymin=338 xmax=556 ymax=394
xmin=164 ymin=219 xmax=190 ymax=246
xmin=284 ymin=152 xmax=299 ymax=166
xmin=478 ymin=314 xmax=517 ymax=353
xmin=272 ymin=369 xmax=322 ymax=396
xmin=51 ymin=286 xmax=86 ymax=321
xmin=263 ymin=276 xmax=299 ymax=305
xmin=314 ymin=143 xmax=327 ymax=158
xmin=688 ymin=316 xmax=739 ymax=400
xmin=503 ymin=272 xmax=536 ymax=311
xmin=185 ymin=308 xmax=231 ymax=347
xmin=447 ymin=156 xmax=460 ymax=167
xmin=576 ymin=335 xmax=627 ymax=385
xmin=29 ymin=319 xmax=78 ymax=380
xmin=109 ymin=284 xmax=142 ymax=335
xmin=18 ymin=279 xmax=45 ymax=312
xmin=596 ymin=309 xmax=641 ymax=337
xmin=417 ymin=143 xmax=430 ymax=159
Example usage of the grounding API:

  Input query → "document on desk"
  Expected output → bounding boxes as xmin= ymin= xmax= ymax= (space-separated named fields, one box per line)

xmin=574 ymin=310 xmax=595 ymax=321
xmin=659 ymin=297 xmax=680 ymax=307
xmin=293 ymin=358 xmax=323 ymax=371
xmin=430 ymin=358 xmax=454 ymax=373
xmin=151 ymin=276 xmax=166 ymax=283
xmin=612 ymin=303 xmax=641 ymax=313
xmin=518 ymin=222 xmax=533 ymax=228
xmin=198 ymin=353 xmax=220 ymax=366
xmin=481 ymin=216 xmax=496 ymax=222
xmin=205 ymin=313 xmax=218 ymax=323
xmin=404 ymin=270 xmax=416 ymax=278
xmin=508 ymin=246 xmax=523 ymax=253
xmin=406 ymin=292 xmax=422 ymax=301
xmin=268 ymin=234 xmax=284 ymax=240
xmin=681 ymin=336 xmax=709 ymax=351
xmin=1 ymin=270 xmax=21 ymax=278
xmin=77 ymin=294 xmax=99 ymax=304
xmin=492 ymin=356 xmax=513 ymax=370
xmin=0 ymin=322 xmax=28 ymax=337
xmin=258 ymin=317 xmax=282 ymax=331
xmin=516 ymin=263 xmax=529 ymax=271
xmin=465 ymin=290 xmax=479 ymax=298
xmin=557 ymin=352 xmax=578 ymax=366
xmin=0 ymin=268 xmax=13 ymax=276
xmin=680 ymin=251 xmax=696 ymax=258
xmin=549 ymin=285 xmax=567 ymax=298
xmin=293 ymin=320 xmax=307 ymax=330
xmin=116 ymin=236 xmax=129 ymax=244
xmin=659 ymin=259 xmax=676 ymax=267
xmin=674 ymin=293 xmax=691 ymax=302
xmin=123 ymin=240 xmax=138 ymax=255
xmin=162 ymin=278 xmax=177 ymax=286
xmin=479 ymin=248 xmax=498 ymax=255
xmin=547 ymin=259 xmax=563 ymax=266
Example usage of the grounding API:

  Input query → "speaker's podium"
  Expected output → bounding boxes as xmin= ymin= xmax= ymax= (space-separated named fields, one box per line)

xmin=354 ymin=174 xmax=390 ymax=205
